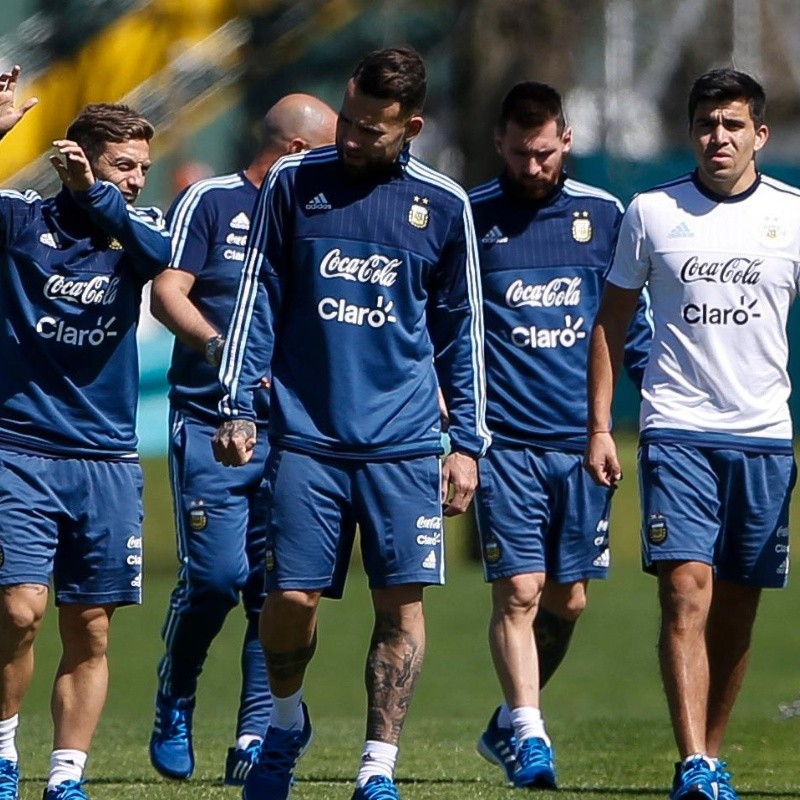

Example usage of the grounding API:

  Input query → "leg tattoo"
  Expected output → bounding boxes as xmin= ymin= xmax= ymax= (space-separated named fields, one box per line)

xmin=265 ymin=629 xmax=318 ymax=683
xmin=365 ymin=611 xmax=424 ymax=745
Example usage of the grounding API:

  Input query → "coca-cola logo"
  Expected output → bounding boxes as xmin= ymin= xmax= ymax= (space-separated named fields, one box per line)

xmin=43 ymin=274 xmax=119 ymax=306
xmin=319 ymin=248 xmax=401 ymax=287
xmin=679 ymin=256 xmax=762 ymax=285
xmin=505 ymin=277 xmax=581 ymax=309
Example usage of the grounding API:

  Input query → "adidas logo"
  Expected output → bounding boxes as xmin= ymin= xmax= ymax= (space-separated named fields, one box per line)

xmin=421 ymin=550 xmax=437 ymax=570
xmin=229 ymin=212 xmax=250 ymax=231
xmin=305 ymin=193 xmax=331 ymax=211
xmin=481 ymin=225 xmax=508 ymax=245
xmin=39 ymin=232 xmax=58 ymax=248
xmin=668 ymin=221 xmax=693 ymax=238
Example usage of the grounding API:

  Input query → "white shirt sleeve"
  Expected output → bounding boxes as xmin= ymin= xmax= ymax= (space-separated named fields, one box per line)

xmin=606 ymin=195 xmax=650 ymax=290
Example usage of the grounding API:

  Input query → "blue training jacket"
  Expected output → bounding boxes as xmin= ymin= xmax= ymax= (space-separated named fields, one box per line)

xmin=165 ymin=172 xmax=269 ymax=426
xmin=0 ymin=181 xmax=170 ymax=459
xmin=470 ymin=174 xmax=652 ymax=452
xmin=219 ymin=144 xmax=491 ymax=460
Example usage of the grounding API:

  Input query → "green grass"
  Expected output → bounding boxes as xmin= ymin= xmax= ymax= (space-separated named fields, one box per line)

xmin=15 ymin=435 xmax=800 ymax=798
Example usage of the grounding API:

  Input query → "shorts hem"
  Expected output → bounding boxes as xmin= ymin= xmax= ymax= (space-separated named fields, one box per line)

xmin=54 ymin=591 xmax=142 ymax=606
xmin=368 ymin=573 xmax=445 ymax=589
xmin=0 ymin=576 xmax=50 ymax=588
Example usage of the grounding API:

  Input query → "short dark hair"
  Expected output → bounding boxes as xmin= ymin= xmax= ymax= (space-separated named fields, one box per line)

xmin=350 ymin=46 xmax=427 ymax=116
xmin=688 ymin=68 xmax=766 ymax=127
xmin=498 ymin=81 xmax=566 ymax=134
xmin=65 ymin=103 xmax=155 ymax=163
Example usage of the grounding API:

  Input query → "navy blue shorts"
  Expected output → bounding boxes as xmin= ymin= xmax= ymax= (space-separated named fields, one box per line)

xmin=169 ymin=409 xmax=268 ymax=613
xmin=0 ymin=447 xmax=144 ymax=605
xmin=638 ymin=442 xmax=796 ymax=587
xmin=264 ymin=449 xmax=443 ymax=597
xmin=475 ymin=447 xmax=612 ymax=583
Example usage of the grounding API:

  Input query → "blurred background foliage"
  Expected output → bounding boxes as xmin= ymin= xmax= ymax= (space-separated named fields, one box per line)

xmin=3 ymin=0 xmax=800 ymax=455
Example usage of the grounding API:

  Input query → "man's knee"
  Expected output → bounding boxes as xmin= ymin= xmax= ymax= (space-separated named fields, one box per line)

xmin=0 ymin=586 xmax=48 ymax=645
xmin=59 ymin=605 xmax=115 ymax=662
xmin=657 ymin=561 xmax=713 ymax=628
xmin=540 ymin=581 xmax=587 ymax=622
xmin=492 ymin=573 xmax=546 ymax=616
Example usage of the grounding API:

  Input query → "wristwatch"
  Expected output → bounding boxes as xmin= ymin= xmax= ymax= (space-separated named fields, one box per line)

xmin=204 ymin=335 xmax=225 ymax=366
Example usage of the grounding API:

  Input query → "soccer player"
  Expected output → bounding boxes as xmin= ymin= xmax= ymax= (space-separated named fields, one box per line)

xmin=0 ymin=67 xmax=170 ymax=800
xmin=585 ymin=68 xmax=798 ymax=800
xmin=213 ymin=46 xmax=490 ymax=800
xmin=148 ymin=93 xmax=337 ymax=785
xmin=469 ymin=82 xmax=651 ymax=788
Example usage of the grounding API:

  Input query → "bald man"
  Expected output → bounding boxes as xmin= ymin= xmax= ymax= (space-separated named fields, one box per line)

xmin=148 ymin=93 xmax=337 ymax=785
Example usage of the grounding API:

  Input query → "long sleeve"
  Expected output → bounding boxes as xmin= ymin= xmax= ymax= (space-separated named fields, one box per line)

xmin=72 ymin=180 xmax=170 ymax=279
xmin=428 ymin=198 xmax=491 ymax=458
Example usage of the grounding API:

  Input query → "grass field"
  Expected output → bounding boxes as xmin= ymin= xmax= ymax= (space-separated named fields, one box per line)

xmin=15 ymin=436 xmax=800 ymax=799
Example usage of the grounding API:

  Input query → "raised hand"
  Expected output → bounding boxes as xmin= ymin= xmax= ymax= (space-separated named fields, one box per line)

xmin=0 ymin=65 xmax=38 ymax=138
xmin=49 ymin=140 xmax=95 ymax=193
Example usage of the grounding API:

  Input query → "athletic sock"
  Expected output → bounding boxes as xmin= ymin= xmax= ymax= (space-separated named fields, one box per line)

xmin=534 ymin=608 xmax=576 ymax=689
xmin=355 ymin=740 xmax=398 ymax=788
xmin=236 ymin=734 xmax=262 ymax=750
xmin=269 ymin=688 xmax=305 ymax=731
xmin=496 ymin=703 xmax=512 ymax=729
xmin=48 ymin=749 xmax=87 ymax=789
xmin=510 ymin=706 xmax=550 ymax=747
xmin=0 ymin=715 xmax=18 ymax=763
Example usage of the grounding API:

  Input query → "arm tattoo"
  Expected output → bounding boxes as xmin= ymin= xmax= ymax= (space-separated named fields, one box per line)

xmin=265 ymin=630 xmax=318 ymax=682
xmin=365 ymin=611 xmax=425 ymax=745
xmin=230 ymin=419 xmax=256 ymax=439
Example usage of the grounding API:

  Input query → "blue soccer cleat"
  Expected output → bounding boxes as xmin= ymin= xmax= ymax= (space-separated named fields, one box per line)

xmin=670 ymin=755 xmax=717 ymax=800
xmin=476 ymin=706 xmax=516 ymax=783
xmin=714 ymin=760 xmax=738 ymax=800
xmin=149 ymin=694 xmax=195 ymax=780
xmin=0 ymin=759 xmax=18 ymax=800
xmin=224 ymin=740 xmax=262 ymax=786
xmin=42 ymin=780 xmax=89 ymax=800
xmin=242 ymin=703 xmax=312 ymax=800
xmin=513 ymin=736 xmax=557 ymax=790
xmin=351 ymin=775 xmax=401 ymax=800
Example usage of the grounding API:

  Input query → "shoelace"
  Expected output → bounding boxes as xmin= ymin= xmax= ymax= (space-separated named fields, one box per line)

xmin=49 ymin=779 xmax=87 ymax=800
xmin=255 ymin=728 xmax=305 ymax=774
xmin=359 ymin=776 xmax=399 ymax=800
xmin=162 ymin=707 xmax=190 ymax=741
xmin=680 ymin=757 xmax=714 ymax=787
xmin=0 ymin=761 xmax=18 ymax=799
xmin=517 ymin=738 xmax=552 ymax=768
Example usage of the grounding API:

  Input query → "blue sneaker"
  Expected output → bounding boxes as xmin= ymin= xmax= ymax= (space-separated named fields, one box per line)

xmin=224 ymin=741 xmax=262 ymax=786
xmin=242 ymin=703 xmax=312 ymax=800
xmin=714 ymin=761 xmax=738 ymax=800
xmin=0 ymin=759 xmax=18 ymax=800
xmin=476 ymin=707 xmax=516 ymax=783
xmin=670 ymin=755 xmax=717 ymax=800
xmin=149 ymin=694 xmax=195 ymax=780
xmin=42 ymin=780 xmax=89 ymax=800
xmin=351 ymin=775 xmax=401 ymax=799
xmin=513 ymin=736 xmax=557 ymax=790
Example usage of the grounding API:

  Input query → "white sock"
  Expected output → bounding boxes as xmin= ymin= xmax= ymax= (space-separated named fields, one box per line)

xmin=497 ymin=703 xmax=512 ymax=729
xmin=48 ymin=749 xmax=87 ymax=789
xmin=510 ymin=706 xmax=550 ymax=747
xmin=0 ymin=715 xmax=19 ymax=763
xmin=236 ymin=734 xmax=262 ymax=750
xmin=269 ymin=688 xmax=305 ymax=731
xmin=355 ymin=740 xmax=398 ymax=788
xmin=683 ymin=753 xmax=715 ymax=770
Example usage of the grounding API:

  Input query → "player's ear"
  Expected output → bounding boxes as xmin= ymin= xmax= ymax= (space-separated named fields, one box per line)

xmin=404 ymin=115 xmax=423 ymax=142
xmin=286 ymin=137 xmax=308 ymax=155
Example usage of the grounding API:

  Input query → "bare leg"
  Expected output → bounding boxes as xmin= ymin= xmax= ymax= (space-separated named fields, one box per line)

xmin=705 ymin=579 xmax=760 ymax=757
xmin=52 ymin=604 xmax=115 ymax=751
xmin=259 ymin=590 xmax=321 ymax=698
xmin=536 ymin=580 xmax=587 ymax=688
xmin=0 ymin=586 xmax=48 ymax=719
xmin=365 ymin=584 xmax=425 ymax=745
xmin=657 ymin=561 xmax=713 ymax=758
xmin=489 ymin=573 xmax=545 ymax=709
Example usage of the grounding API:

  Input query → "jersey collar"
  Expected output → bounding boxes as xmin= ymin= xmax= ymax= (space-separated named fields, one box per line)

xmin=691 ymin=169 xmax=762 ymax=203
